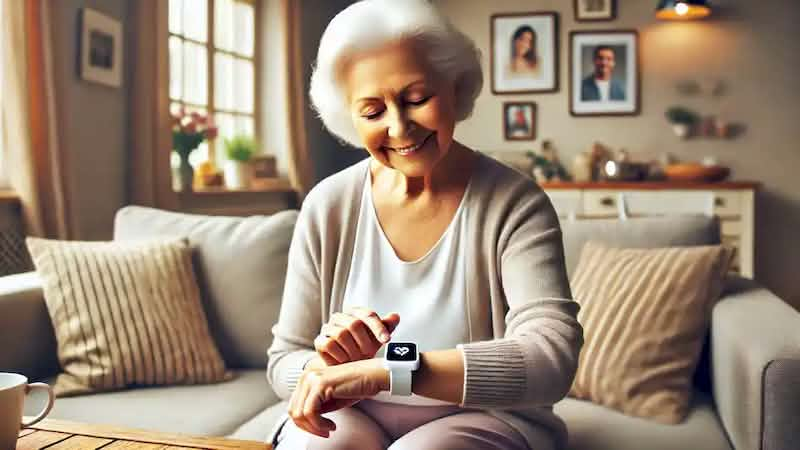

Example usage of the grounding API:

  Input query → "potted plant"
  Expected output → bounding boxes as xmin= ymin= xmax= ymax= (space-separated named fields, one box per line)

xmin=223 ymin=135 xmax=257 ymax=189
xmin=665 ymin=106 xmax=699 ymax=139
xmin=171 ymin=109 xmax=218 ymax=191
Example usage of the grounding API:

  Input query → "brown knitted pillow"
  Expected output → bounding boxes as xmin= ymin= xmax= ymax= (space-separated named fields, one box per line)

xmin=568 ymin=241 xmax=734 ymax=423
xmin=26 ymin=237 xmax=231 ymax=396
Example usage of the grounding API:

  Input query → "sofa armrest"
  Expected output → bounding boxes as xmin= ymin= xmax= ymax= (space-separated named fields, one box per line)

xmin=711 ymin=276 xmax=800 ymax=450
xmin=0 ymin=272 xmax=59 ymax=379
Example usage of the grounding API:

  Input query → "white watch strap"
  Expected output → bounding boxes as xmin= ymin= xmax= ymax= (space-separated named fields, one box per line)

xmin=389 ymin=369 xmax=412 ymax=396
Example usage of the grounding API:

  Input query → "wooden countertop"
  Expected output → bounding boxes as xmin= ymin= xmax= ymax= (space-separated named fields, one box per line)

xmin=539 ymin=181 xmax=761 ymax=190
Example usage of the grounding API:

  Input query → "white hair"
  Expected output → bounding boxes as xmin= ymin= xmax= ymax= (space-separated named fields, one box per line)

xmin=309 ymin=0 xmax=483 ymax=148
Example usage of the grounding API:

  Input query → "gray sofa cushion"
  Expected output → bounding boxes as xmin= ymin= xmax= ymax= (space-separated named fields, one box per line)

xmin=113 ymin=206 xmax=298 ymax=369
xmin=26 ymin=370 xmax=277 ymax=437
xmin=554 ymin=392 xmax=732 ymax=450
xmin=560 ymin=216 xmax=721 ymax=279
xmin=229 ymin=400 xmax=290 ymax=443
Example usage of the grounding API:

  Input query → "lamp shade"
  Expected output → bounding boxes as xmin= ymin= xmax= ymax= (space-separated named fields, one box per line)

xmin=656 ymin=0 xmax=712 ymax=20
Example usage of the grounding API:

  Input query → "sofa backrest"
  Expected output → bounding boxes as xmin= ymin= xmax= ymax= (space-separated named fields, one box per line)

xmin=114 ymin=205 xmax=297 ymax=369
xmin=559 ymin=215 xmax=721 ymax=279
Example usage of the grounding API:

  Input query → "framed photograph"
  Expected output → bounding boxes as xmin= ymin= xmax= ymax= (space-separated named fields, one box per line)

xmin=569 ymin=30 xmax=639 ymax=116
xmin=574 ymin=0 xmax=616 ymax=21
xmin=491 ymin=12 xmax=559 ymax=94
xmin=503 ymin=102 xmax=537 ymax=141
xmin=80 ymin=8 xmax=123 ymax=88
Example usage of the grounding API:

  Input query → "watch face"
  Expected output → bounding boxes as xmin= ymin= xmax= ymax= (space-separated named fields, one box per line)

xmin=386 ymin=342 xmax=417 ymax=362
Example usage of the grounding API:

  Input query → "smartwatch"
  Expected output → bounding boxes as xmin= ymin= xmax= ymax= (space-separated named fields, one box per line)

xmin=383 ymin=342 xmax=420 ymax=396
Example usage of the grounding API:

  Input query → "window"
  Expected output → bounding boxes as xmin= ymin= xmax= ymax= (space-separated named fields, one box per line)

xmin=168 ymin=0 xmax=258 ymax=170
xmin=0 ymin=0 xmax=6 ymax=189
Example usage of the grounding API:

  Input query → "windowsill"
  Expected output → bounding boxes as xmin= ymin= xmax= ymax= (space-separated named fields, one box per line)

xmin=174 ymin=177 xmax=294 ymax=195
xmin=0 ymin=189 xmax=21 ymax=206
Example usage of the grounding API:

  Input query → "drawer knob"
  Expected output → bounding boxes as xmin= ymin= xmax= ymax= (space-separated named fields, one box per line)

xmin=715 ymin=198 xmax=725 ymax=207
xmin=600 ymin=197 xmax=615 ymax=206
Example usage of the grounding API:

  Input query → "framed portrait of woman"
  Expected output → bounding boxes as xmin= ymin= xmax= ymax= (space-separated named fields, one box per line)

xmin=503 ymin=102 xmax=537 ymax=141
xmin=569 ymin=30 xmax=640 ymax=116
xmin=491 ymin=12 xmax=559 ymax=94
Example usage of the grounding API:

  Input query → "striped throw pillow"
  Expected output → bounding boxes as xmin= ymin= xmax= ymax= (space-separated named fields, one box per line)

xmin=26 ymin=237 xmax=230 ymax=396
xmin=568 ymin=241 xmax=734 ymax=423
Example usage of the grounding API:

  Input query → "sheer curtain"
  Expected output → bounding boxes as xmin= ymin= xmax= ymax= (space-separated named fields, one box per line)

xmin=0 ymin=0 xmax=71 ymax=238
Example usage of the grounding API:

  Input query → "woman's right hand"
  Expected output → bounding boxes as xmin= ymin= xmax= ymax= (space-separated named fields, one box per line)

xmin=313 ymin=307 xmax=400 ymax=366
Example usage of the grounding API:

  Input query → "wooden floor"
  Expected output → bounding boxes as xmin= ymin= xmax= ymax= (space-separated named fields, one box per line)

xmin=16 ymin=418 xmax=271 ymax=449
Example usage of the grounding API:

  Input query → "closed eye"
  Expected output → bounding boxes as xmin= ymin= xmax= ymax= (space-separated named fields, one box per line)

xmin=362 ymin=110 xmax=384 ymax=120
xmin=407 ymin=95 xmax=433 ymax=106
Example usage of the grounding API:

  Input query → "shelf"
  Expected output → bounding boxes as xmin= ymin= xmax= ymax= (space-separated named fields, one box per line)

xmin=179 ymin=178 xmax=294 ymax=195
xmin=539 ymin=181 xmax=761 ymax=190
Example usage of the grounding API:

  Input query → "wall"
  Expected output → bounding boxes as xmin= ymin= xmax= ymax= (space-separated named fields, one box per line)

xmin=434 ymin=0 xmax=800 ymax=309
xmin=49 ymin=0 xmax=130 ymax=240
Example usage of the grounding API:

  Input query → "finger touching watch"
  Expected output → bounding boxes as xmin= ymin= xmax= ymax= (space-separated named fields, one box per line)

xmin=383 ymin=342 xmax=419 ymax=396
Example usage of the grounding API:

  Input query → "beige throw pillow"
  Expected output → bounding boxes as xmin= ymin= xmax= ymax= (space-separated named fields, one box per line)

xmin=26 ymin=237 xmax=230 ymax=396
xmin=568 ymin=241 xmax=734 ymax=423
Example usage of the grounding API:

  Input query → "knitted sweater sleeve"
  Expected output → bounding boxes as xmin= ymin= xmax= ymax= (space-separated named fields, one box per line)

xmin=266 ymin=195 xmax=323 ymax=400
xmin=457 ymin=187 xmax=584 ymax=409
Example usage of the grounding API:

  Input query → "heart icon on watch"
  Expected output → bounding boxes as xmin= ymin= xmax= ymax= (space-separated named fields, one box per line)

xmin=393 ymin=346 xmax=409 ymax=356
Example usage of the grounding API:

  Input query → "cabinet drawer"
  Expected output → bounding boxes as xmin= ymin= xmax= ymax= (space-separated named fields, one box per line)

xmin=713 ymin=191 xmax=741 ymax=218
xmin=545 ymin=190 xmax=583 ymax=218
xmin=583 ymin=190 xmax=620 ymax=216
xmin=720 ymin=220 xmax=742 ymax=237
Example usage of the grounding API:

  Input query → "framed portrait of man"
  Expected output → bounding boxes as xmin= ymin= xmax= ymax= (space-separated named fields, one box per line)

xmin=574 ymin=0 xmax=616 ymax=21
xmin=491 ymin=12 xmax=559 ymax=94
xmin=503 ymin=102 xmax=537 ymax=141
xmin=569 ymin=30 xmax=639 ymax=116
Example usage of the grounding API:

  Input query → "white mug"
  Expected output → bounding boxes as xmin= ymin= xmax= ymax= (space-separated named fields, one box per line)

xmin=0 ymin=373 xmax=55 ymax=450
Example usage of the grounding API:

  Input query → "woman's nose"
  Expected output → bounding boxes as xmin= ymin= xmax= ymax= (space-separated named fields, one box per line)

xmin=387 ymin=109 xmax=412 ymax=138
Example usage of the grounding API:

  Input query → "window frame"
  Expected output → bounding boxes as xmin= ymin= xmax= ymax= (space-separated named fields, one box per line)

xmin=168 ymin=0 xmax=261 ymax=167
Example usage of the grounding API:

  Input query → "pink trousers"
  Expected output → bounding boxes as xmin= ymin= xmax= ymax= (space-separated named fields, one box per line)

xmin=274 ymin=399 xmax=553 ymax=450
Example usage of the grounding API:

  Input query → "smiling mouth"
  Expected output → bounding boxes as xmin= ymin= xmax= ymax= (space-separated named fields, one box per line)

xmin=387 ymin=133 xmax=435 ymax=156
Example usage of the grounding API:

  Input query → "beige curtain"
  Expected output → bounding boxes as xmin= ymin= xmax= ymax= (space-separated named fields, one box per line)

xmin=128 ymin=0 xmax=175 ymax=210
xmin=1 ymin=0 xmax=71 ymax=239
xmin=282 ymin=0 xmax=314 ymax=197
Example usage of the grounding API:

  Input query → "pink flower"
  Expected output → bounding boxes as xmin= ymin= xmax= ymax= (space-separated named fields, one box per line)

xmin=184 ymin=122 xmax=197 ymax=133
xmin=205 ymin=126 xmax=218 ymax=140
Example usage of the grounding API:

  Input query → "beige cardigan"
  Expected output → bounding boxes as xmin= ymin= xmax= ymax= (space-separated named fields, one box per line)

xmin=267 ymin=152 xmax=584 ymax=449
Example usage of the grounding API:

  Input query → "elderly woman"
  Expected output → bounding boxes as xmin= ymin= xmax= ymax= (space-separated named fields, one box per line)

xmin=266 ymin=1 xmax=583 ymax=449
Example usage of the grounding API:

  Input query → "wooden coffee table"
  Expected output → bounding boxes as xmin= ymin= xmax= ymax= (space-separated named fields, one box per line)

xmin=16 ymin=418 xmax=272 ymax=449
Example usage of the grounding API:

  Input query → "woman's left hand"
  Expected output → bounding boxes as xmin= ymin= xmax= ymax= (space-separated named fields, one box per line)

xmin=289 ymin=358 xmax=389 ymax=438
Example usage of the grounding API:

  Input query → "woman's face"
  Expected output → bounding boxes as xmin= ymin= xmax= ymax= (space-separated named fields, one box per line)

xmin=514 ymin=31 xmax=534 ymax=57
xmin=342 ymin=40 xmax=457 ymax=178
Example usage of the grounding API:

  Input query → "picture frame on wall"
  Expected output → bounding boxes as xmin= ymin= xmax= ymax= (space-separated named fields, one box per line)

xmin=503 ymin=102 xmax=537 ymax=141
xmin=491 ymin=12 xmax=559 ymax=94
xmin=574 ymin=0 xmax=616 ymax=21
xmin=80 ymin=8 xmax=123 ymax=88
xmin=569 ymin=30 xmax=639 ymax=116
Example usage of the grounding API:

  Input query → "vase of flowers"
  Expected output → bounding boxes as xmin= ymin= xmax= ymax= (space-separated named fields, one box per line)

xmin=171 ymin=108 xmax=218 ymax=191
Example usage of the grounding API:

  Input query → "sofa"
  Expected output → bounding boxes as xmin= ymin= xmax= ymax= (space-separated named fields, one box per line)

xmin=1 ymin=205 xmax=797 ymax=450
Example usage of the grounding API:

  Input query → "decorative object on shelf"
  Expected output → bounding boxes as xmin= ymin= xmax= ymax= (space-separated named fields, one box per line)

xmin=588 ymin=141 xmax=612 ymax=181
xmin=570 ymin=30 xmax=640 ymax=116
xmin=80 ymin=8 xmax=123 ymax=88
xmin=223 ymin=135 xmax=257 ymax=190
xmin=171 ymin=109 xmax=218 ymax=192
xmin=656 ymin=0 xmax=711 ymax=20
xmin=665 ymin=106 xmax=699 ymax=139
xmin=194 ymin=161 xmax=224 ymax=187
xmin=664 ymin=163 xmax=730 ymax=182
xmin=574 ymin=0 xmax=616 ymax=22
xmin=600 ymin=150 xmax=650 ymax=182
xmin=503 ymin=102 xmax=537 ymax=141
xmin=572 ymin=152 xmax=593 ymax=182
xmin=491 ymin=12 xmax=559 ymax=94
xmin=527 ymin=140 xmax=571 ymax=183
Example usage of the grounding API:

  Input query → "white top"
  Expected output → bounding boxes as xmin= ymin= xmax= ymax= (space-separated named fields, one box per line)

xmin=595 ymin=79 xmax=610 ymax=101
xmin=342 ymin=167 xmax=472 ymax=406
